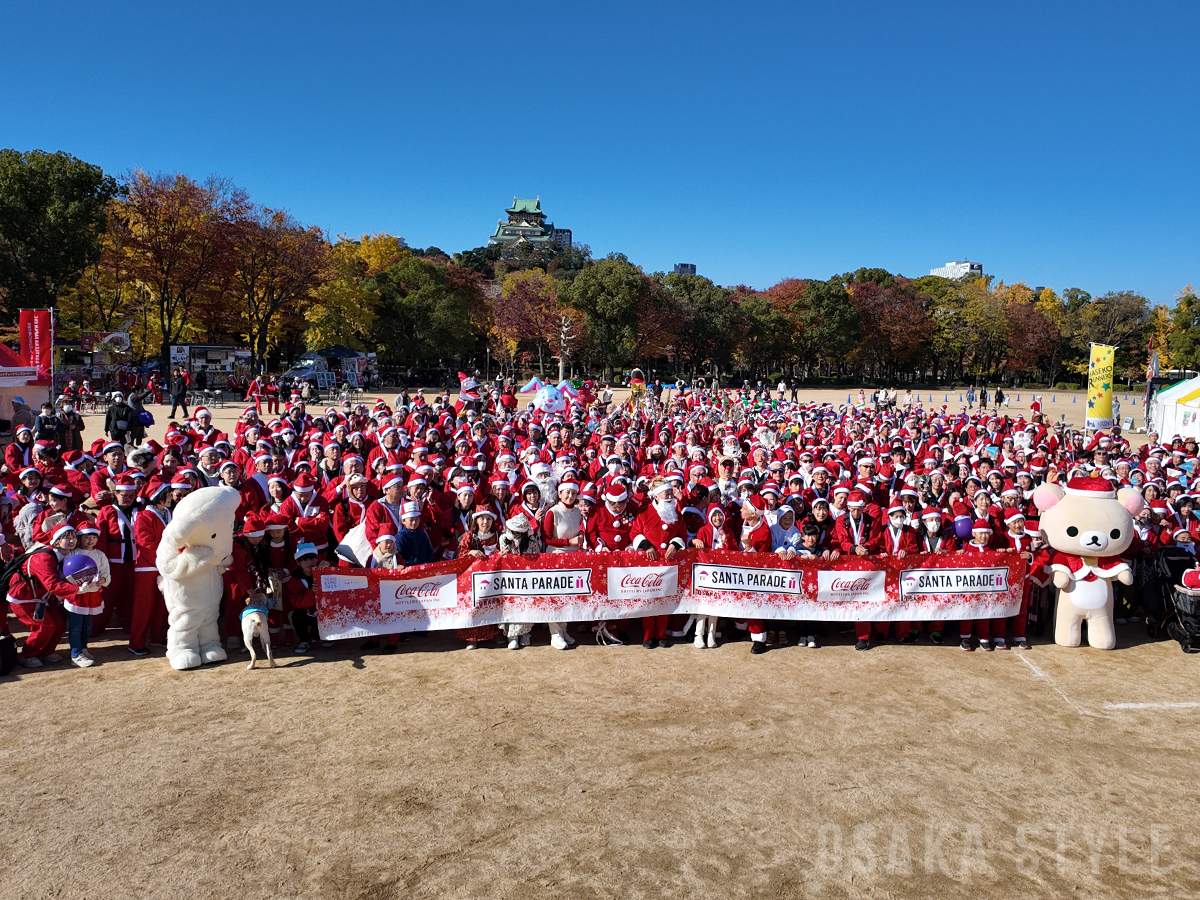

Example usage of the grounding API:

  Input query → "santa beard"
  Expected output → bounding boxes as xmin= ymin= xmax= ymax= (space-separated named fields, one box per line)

xmin=655 ymin=498 xmax=678 ymax=523
xmin=532 ymin=472 xmax=558 ymax=504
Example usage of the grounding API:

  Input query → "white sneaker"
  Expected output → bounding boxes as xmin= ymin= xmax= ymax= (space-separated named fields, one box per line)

xmin=694 ymin=633 xmax=706 ymax=648
xmin=81 ymin=649 xmax=94 ymax=661
xmin=42 ymin=653 xmax=62 ymax=663
xmin=550 ymin=633 xmax=569 ymax=650
xmin=464 ymin=642 xmax=476 ymax=650
xmin=707 ymin=632 xmax=717 ymax=649
xmin=71 ymin=654 xmax=95 ymax=668
xmin=20 ymin=656 xmax=42 ymax=668
xmin=520 ymin=633 xmax=530 ymax=646
xmin=564 ymin=632 xmax=576 ymax=645
xmin=295 ymin=642 xmax=310 ymax=654
xmin=508 ymin=639 xmax=520 ymax=650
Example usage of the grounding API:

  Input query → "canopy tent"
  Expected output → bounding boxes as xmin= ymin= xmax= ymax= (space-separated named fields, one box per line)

xmin=1150 ymin=376 xmax=1200 ymax=439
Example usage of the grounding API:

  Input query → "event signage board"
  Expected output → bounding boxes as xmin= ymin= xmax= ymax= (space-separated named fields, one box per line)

xmin=19 ymin=309 xmax=53 ymax=384
xmin=1086 ymin=342 xmax=1116 ymax=429
xmin=315 ymin=550 xmax=1027 ymax=640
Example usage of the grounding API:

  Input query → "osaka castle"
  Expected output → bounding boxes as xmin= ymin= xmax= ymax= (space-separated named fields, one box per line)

xmin=488 ymin=197 xmax=572 ymax=248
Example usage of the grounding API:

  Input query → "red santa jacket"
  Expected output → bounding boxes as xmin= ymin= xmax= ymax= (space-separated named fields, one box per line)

xmin=832 ymin=511 xmax=883 ymax=555
xmin=586 ymin=503 xmax=637 ymax=551
xmin=96 ymin=502 xmax=138 ymax=566
xmin=133 ymin=507 xmax=171 ymax=571
xmin=7 ymin=547 xmax=83 ymax=609
xmin=630 ymin=504 xmax=687 ymax=554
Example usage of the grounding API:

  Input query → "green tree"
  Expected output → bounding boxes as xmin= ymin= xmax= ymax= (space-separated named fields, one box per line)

xmin=1168 ymin=287 xmax=1200 ymax=370
xmin=0 ymin=149 xmax=121 ymax=318
xmin=368 ymin=256 xmax=478 ymax=368
xmin=795 ymin=277 xmax=860 ymax=373
xmin=657 ymin=272 xmax=741 ymax=377
xmin=564 ymin=253 xmax=657 ymax=375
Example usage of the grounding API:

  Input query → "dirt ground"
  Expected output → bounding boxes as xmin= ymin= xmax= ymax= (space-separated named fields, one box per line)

xmin=2 ymin=620 xmax=1198 ymax=899
xmin=1 ymin=387 xmax=1182 ymax=900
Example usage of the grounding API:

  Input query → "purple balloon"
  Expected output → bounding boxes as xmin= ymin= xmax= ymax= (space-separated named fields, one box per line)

xmin=954 ymin=516 xmax=974 ymax=541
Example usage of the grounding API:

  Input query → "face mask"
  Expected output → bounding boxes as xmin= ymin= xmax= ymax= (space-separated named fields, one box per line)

xmin=925 ymin=520 xmax=940 ymax=534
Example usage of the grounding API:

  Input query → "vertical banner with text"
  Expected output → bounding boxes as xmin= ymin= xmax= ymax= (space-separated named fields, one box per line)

xmin=1086 ymin=342 xmax=1116 ymax=429
xmin=19 ymin=309 xmax=54 ymax=385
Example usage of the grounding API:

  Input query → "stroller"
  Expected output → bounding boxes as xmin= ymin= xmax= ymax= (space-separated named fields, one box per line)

xmin=1157 ymin=547 xmax=1200 ymax=652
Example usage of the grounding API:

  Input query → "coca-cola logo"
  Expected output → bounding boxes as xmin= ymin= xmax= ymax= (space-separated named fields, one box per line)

xmin=830 ymin=577 xmax=873 ymax=593
xmin=394 ymin=582 xmax=442 ymax=599
xmin=621 ymin=572 xmax=665 ymax=589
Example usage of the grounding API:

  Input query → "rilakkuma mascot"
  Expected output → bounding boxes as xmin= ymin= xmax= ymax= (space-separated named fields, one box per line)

xmin=1033 ymin=475 xmax=1144 ymax=649
xmin=156 ymin=486 xmax=242 ymax=670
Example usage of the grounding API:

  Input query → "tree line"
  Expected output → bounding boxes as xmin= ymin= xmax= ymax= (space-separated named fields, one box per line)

xmin=0 ymin=149 xmax=1189 ymax=387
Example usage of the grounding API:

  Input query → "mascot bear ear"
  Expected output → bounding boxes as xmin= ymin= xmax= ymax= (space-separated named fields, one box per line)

xmin=1033 ymin=484 xmax=1065 ymax=511
xmin=1117 ymin=487 xmax=1145 ymax=517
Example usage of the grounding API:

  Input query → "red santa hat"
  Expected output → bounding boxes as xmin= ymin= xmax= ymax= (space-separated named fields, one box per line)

xmin=1064 ymin=475 xmax=1118 ymax=499
xmin=972 ymin=518 xmax=993 ymax=533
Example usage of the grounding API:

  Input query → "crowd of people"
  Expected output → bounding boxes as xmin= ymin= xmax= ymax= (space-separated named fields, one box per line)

xmin=0 ymin=377 xmax=1188 ymax=671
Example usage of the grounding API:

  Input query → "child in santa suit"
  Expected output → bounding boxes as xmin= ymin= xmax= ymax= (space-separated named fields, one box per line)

xmin=284 ymin=541 xmax=324 ymax=653
xmin=630 ymin=478 xmax=687 ymax=649
xmin=128 ymin=479 xmax=173 ymax=657
xmin=690 ymin=504 xmax=735 ymax=648
xmin=994 ymin=508 xmax=1040 ymax=649
xmin=64 ymin=524 xmax=111 ymax=666
xmin=739 ymin=493 xmax=774 ymax=654
xmin=959 ymin=519 xmax=998 ymax=651
xmin=916 ymin=507 xmax=952 ymax=644
xmin=7 ymin=524 xmax=80 ymax=667
xmin=876 ymin=502 xmax=918 ymax=646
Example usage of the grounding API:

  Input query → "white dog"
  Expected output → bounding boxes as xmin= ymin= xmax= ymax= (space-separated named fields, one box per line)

xmin=241 ymin=602 xmax=276 ymax=669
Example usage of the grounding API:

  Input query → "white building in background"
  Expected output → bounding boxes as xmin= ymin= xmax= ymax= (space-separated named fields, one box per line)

xmin=930 ymin=259 xmax=984 ymax=279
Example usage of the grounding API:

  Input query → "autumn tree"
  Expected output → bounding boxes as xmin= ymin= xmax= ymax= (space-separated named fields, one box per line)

xmin=232 ymin=207 xmax=327 ymax=374
xmin=495 ymin=268 xmax=560 ymax=377
xmin=847 ymin=277 xmax=933 ymax=377
xmin=304 ymin=235 xmax=400 ymax=351
xmin=115 ymin=171 xmax=248 ymax=372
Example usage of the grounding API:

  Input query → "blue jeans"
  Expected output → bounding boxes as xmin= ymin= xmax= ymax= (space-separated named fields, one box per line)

xmin=67 ymin=611 xmax=92 ymax=657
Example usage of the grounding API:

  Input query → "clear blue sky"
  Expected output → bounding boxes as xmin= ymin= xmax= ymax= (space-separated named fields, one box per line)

xmin=2 ymin=1 xmax=1197 ymax=303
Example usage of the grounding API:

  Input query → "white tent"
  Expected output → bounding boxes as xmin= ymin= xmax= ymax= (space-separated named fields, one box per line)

xmin=1150 ymin=377 xmax=1200 ymax=439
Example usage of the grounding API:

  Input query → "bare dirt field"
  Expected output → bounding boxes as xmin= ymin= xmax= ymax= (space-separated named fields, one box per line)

xmin=2 ymin=621 xmax=1198 ymax=900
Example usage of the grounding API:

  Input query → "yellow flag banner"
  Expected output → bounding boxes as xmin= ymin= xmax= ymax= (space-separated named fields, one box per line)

xmin=1087 ymin=343 xmax=1116 ymax=429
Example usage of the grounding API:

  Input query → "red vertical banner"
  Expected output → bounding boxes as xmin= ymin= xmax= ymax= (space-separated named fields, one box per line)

xmin=19 ymin=309 xmax=53 ymax=384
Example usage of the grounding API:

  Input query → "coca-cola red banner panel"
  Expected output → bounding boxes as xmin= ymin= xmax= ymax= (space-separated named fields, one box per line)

xmin=314 ymin=550 xmax=1026 ymax=640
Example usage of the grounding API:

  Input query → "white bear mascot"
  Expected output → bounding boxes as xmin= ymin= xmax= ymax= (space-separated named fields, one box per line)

xmin=156 ymin=486 xmax=242 ymax=670
xmin=1033 ymin=475 xmax=1144 ymax=649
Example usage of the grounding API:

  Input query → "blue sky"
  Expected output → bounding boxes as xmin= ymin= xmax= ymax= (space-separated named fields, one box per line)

xmin=2 ymin=1 xmax=1197 ymax=303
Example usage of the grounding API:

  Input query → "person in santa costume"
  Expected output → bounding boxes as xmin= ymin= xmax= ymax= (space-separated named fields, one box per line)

xmin=90 ymin=474 xmax=141 ymax=634
xmin=832 ymin=490 xmax=883 ymax=650
xmin=959 ymin=519 xmax=999 ymax=651
xmin=631 ymin=478 xmax=687 ymax=648
xmin=128 ymin=478 xmax=173 ymax=657
xmin=541 ymin=479 xmax=583 ymax=650
xmin=455 ymin=505 xmax=501 ymax=649
xmin=739 ymin=493 xmax=774 ymax=654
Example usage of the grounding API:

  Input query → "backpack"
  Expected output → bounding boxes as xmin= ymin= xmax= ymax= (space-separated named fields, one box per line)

xmin=0 ymin=634 xmax=15 ymax=676
xmin=0 ymin=546 xmax=58 ymax=600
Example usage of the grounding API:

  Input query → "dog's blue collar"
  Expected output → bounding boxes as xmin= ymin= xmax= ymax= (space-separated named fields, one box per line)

xmin=240 ymin=605 xmax=269 ymax=622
